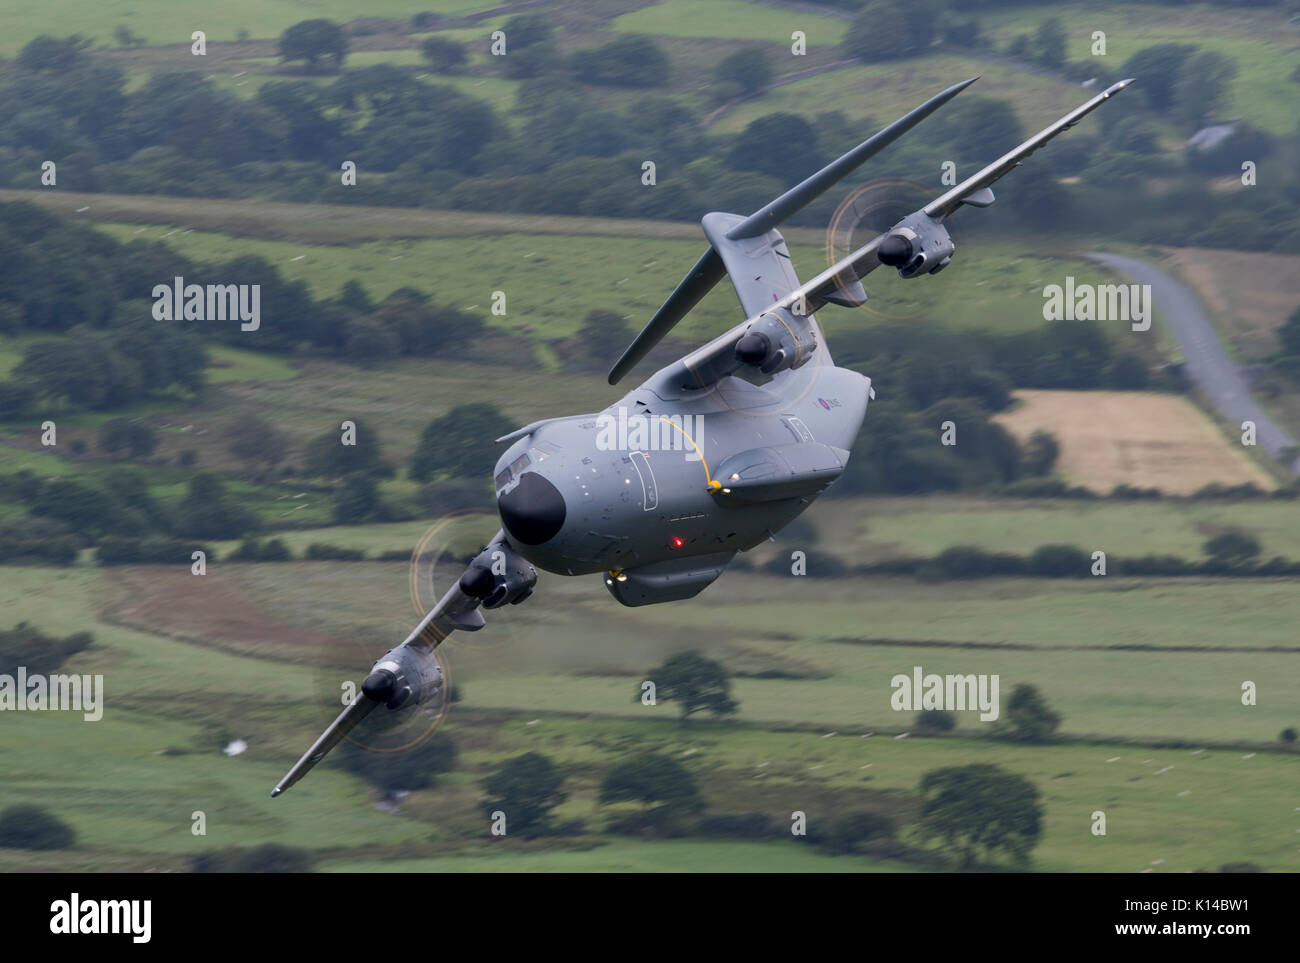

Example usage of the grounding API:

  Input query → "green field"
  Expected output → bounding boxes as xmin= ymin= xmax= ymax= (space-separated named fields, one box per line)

xmin=713 ymin=54 xmax=1084 ymax=137
xmin=2 ymin=559 xmax=1295 ymax=872
xmin=978 ymin=2 xmax=1300 ymax=135
xmin=0 ymin=0 xmax=491 ymax=54
xmin=613 ymin=0 xmax=848 ymax=45
xmin=326 ymin=840 xmax=913 ymax=873
xmin=2 ymin=0 xmax=1298 ymax=876
xmin=810 ymin=495 xmax=1300 ymax=562
xmin=90 ymin=219 xmax=1121 ymax=341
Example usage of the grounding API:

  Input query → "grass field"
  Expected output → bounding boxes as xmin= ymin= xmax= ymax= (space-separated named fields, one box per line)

xmin=0 ymin=0 xmax=492 ymax=54
xmin=2 ymin=0 xmax=1298 ymax=875
xmin=1158 ymin=247 xmax=1300 ymax=364
xmin=812 ymin=495 xmax=1300 ymax=562
xmin=978 ymin=2 xmax=1300 ymax=135
xmin=207 ymin=491 xmax=1300 ymax=563
xmin=713 ymin=53 xmax=1085 ymax=137
xmin=995 ymin=389 xmax=1276 ymax=494
xmin=2 ymin=561 xmax=1296 ymax=872
xmin=324 ymin=840 xmax=914 ymax=873
xmin=0 ymin=513 xmax=1295 ymax=873
xmin=612 ymin=0 xmax=848 ymax=46
xmin=84 ymin=216 xmax=1122 ymax=342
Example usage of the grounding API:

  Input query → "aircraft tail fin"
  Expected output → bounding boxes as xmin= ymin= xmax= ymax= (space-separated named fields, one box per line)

xmin=607 ymin=77 xmax=978 ymax=385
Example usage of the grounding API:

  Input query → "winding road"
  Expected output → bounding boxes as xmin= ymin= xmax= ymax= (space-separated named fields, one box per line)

xmin=1086 ymin=251 xmax=1300 ymax=476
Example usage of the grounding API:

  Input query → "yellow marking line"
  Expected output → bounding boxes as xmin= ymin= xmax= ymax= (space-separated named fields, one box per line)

xmin=655 ymin=416 xmax=720 ymax=491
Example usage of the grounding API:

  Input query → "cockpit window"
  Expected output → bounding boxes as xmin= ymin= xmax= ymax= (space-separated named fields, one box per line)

xmin=494 ymin=467 xmax=513 ymax=489
xmin=510 ymin=452 xmax=531 ymax=475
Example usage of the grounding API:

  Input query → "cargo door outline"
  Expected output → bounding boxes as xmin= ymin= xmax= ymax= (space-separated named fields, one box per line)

xmin=629 ymin=451 xmax=658 ymax=511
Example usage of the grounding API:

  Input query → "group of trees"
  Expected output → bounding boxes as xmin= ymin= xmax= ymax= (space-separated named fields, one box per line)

xmin=0 ymin=621 xmax=92 ymax=675
xmin=478 ymin=745 xmax=1045 ymax=866
xmin=3 ymin=16 xmax=1296 ymax=253
xmin=8 ymin=465 xmax=260 ymax=546
xmin=0 ymin=201 xmax=495 ymax=418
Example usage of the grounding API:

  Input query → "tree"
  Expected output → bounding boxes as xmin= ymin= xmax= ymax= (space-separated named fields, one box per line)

xmin=574 ymin=36 xmax=669 ymax=88
xmin=823 ymin=809 xmax=896 ymax=854
xmin=599 ymin=752 xmax=703 ymax=833
xmin=176 ymin=474 xmax=260 ymax=540
xmin=0 ymin=804 xmax=76 ymax=850
xmin=334 ymin=728 xmax=456 ymax=793
xmin=915 ymin=708 xmax=957 ymax=733
xmin=410 ymin=403 xmax=516 ymax=482
xmin=845 ymin=1 xmax=925 ymax=63
xmin=304 ymin=419 xmax=390 ymax=479
xmin=420 ymin=36 xmax=467 ymax=72
xmin=1020 ymin=430 xmax=1060 ymax=477
xmin=1122 ymin=44 xmax=1197 ymax=114
xmin=728 ymin=113 xmax=821 ymax=186
xmin=98 ymin=418 xmax=158 ymax=459
xmin=1035 ymin=17 xmax=1066 ymax=69
xmin=482 ymin=752 xmax=568 ymax=836
xmin=1029 ymin=543 xmax=1089 ymax=578
xmin=17 ymin=35 xmax=92 ymax=72
xmin=333 ymin=473 xmax=380 ymax=523
xmin=1278 ymin=306 xmax=1300 ymax=358
xmin=278 ymin=19 xmax=347 ymax=71
xmin=1173 ymin=51 xmax=1238 ymax=129
xmin=999 ymin=683 xmax=1062 ymax=743
xmin=191 ymin=844 xmax=315 ymax=872
xmin=640 ymin=651 xmax=737 ymax=722
xmin=335 ymin=279 xmax=374 ymax=316
xmin=715 ymin=48 xmax=772 ymax=97
xmin=343 ymin=318 xmax=400 ymax=363
xmin=31 ymin=478 xmax=116 ymax=536
xmin=500 ymin=12 xmax=553 ymax=49
xmin=572 ymin=309 xmax=633 ymax=370
xmin=1204 ymin=531 xmax=1261 ymax=566
xmin=918 ymin=764 xmax=1043 ymax=867
xmin=226 ymin=416 xmax=288 ymax=478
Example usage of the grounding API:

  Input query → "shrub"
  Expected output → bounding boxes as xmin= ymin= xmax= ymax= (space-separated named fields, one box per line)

xmin=697 ymin=812 xmax=772 ymax=839
xmin=0 ymin=805 xmax=76 ymax=850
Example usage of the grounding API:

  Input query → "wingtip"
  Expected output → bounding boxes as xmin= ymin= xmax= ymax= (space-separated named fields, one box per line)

xmin=270 ymin=787 xmax=281 ymax=798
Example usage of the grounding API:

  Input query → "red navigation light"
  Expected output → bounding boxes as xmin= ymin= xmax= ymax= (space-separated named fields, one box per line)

xmin=670 ymin=536 xmax=683 ymax=548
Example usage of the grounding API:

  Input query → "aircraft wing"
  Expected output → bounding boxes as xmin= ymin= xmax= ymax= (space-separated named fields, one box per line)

xmin=650 ymin=80 xmax=1135 ymax=393
xmin=607 ymin=77 xmax=979 ymax=385
xmin=923 ymin=78 xmax=1134 ymax=220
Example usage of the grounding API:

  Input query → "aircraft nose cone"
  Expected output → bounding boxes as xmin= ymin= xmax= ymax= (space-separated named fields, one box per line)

xmin=498 ymin=471 xmax=566 ymax=545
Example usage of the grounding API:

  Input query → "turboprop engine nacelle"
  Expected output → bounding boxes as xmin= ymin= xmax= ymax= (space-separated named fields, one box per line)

xmin=876 ymin=211 xmax=955 ymax=279
xmin=458 ymin=540 xmax=538 ymax=609
xmin=734 ymin=305 xmax=818 ymax=376
xmin=361 ymin=640 xmax=443 ymax=711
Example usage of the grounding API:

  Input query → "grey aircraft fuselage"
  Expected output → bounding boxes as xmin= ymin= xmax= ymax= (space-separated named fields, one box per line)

xmin=492 ymin=328 xmax=870 ymax=582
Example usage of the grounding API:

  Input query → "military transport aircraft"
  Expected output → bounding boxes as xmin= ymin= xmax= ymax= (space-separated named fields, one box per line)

xmin=272 ymin=75 xmax=1132 ymax=796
